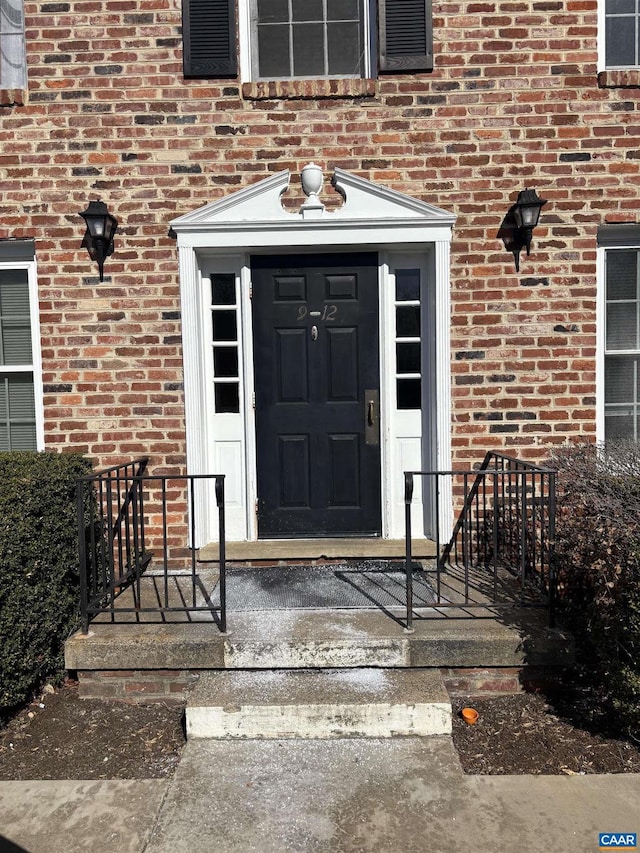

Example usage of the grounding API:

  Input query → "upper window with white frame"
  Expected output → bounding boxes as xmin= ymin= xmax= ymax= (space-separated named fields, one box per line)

xmin=181 ymin=0 xmax=433 ymax=80
xmin=252 ymin=0 xmax=367 ymax=79
xmin=603 ymin=0 xmax=640 ymax=68
xmin=0 ymin=0 xmax=27 ymax=89
xmin=0 ymin=242 xmax=43 ymax=452
xmin=601 ymin=238 xmax=640 ymax=441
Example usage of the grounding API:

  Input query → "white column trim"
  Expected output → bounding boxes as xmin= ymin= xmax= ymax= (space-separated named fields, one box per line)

xmin=435 ymin=239 xmax=453 ymax=541
xmin=178 ymin=244 xmax=211 ymax=546
xmin=179 ymin=245 xmax=206 ymax=475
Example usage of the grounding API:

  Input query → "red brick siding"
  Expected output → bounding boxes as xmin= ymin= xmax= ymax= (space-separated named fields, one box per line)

xmin=77 ymin=669 xmax=199 ymax=702
xmin=76 ymin=666 xmax=564 ymax=701
xmin=1 ymin=0 xmax=637 ymax=470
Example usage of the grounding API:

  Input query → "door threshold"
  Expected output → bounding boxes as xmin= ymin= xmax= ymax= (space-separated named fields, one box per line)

xmin=199 ymin=538 xmax=436 ymax=562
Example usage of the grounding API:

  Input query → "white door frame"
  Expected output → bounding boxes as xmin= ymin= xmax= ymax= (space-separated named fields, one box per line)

xmin=172 ymin=167 xmax=456 ymax=544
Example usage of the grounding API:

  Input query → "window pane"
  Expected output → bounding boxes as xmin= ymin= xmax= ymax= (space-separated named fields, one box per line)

xmin=254 ymin=0 xmax=365 ymax=79
xmin=396 ymin=305 xmax=420 ymax=338
xmin=293 ymin=22 xmax=324 ymax=75
xmin=258 ymin=23 xmax=291 ymax=77
xmin=292 ymin=0 xmax=323 ymax=21
xmin=211 ymin=273 xmax=236 ymax=305
xmin=396 ymin=342 xmax=421 ymax=374
xmin=0 ymin=0 xmax=24 ymax=34
xmin=605 ymin=356 xmax=638 ymax=403
xmin=215 ymin=383 xmax=239 ymax=413
xmin=0 ymin=32 xmax=26 ymax=89
xmin=9 ymin=421 xmax=36 ymax=450
xmin=327 ymin=21 xmax=361 ymax=75
xmin=327 ymin=0 xmax=359 ymax=20
xmin=605 ymin=410 xmax=636 ymax=441
xmin=606 ymin=0 xmax=635 ymax=12
xmin=8 ymin=374 xmax=35 ymax=419
xmin=257 ymin=0 xmax=289 ymax=23
xmin=214 ymin=346 xmax=238 ymax=377
xmin=0 ymin=270 xmax=32 ymax=365
xmin=213 ymin=311 xmax=237 ymax=342
xmin=0 ymin=268 xmax=29 ymax=311
xmin=607 ymin=303 xmax=638 ymax=350
xmin=607 ymin=251 xmax=637 ymax=300
xmin=395 ymin=269 xmax=421 ymax=301
xmin=1 ymin=319 xmax=31 ymax=364
xmin=606 ymin=16 xmax=636 ymax=66
xmin=0 ymin=373 xmax=37 ymax=451
xmin=397 ymin=378 xmax=421 ymax=410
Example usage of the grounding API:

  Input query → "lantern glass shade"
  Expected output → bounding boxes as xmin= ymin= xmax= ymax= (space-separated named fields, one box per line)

xmin=513 ymin=188 xmax=547 ymax=230
xmin=80 ymin=200 xmax=117 ymax=241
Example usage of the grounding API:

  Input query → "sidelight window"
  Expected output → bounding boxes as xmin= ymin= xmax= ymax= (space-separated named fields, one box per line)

xmin=210 ymin=273 xmax=240 ymax=413
xmin=394 ymin=268 xmax=421 ymax=410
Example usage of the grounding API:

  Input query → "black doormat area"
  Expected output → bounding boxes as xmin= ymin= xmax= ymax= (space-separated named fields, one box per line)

xmin=224 ymin=561 xmax=436 ymax=610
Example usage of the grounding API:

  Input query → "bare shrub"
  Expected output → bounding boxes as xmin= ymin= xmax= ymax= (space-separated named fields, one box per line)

xmin=551 ymin=440 xmax=640 ymax=735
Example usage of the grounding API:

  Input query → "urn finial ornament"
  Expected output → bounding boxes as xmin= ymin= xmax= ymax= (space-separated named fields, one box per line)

xmin=300 ymin=163 xmax=325 ymax=217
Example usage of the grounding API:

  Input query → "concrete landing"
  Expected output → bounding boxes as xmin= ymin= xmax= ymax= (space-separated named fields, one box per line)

xmin=186 ymin=668 xmax=452 ymax=739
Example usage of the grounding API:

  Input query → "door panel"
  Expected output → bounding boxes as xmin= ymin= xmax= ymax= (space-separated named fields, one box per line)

xmin=252 ymin=253 xmax=381 ymax=537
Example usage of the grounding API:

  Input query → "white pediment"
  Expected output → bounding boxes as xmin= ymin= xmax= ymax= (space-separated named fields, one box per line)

xmin=170 ymin=166 xmax=456 ymax=232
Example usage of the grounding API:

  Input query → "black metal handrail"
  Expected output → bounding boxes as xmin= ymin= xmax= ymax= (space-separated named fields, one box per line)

xmin=76 ymin=461 xmax=226 ymax=632
xmin=404 ymin=452 xmax=556 ymax=630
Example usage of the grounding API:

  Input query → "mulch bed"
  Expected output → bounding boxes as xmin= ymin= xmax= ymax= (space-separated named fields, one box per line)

xmin=1 ymin=683 xmax=640 ymax=779
xmin=452 ymin=693 xmax=640 ymax=775
xmin=0 ymin=682 xmax=185 ymax=780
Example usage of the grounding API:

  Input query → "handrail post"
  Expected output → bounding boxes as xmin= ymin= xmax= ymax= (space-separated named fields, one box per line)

xmin=76 ymin=480 xmax=90 ymax=634
xmin=216 ymin=475 xmax=227 ymax=633
xmin=404 ymin=472 xmax=414 ymax=631
xmin=548 ymin=470 xmax=557 ymax=628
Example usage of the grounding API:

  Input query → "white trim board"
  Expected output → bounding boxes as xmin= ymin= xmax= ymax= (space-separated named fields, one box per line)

xmin=172 ymin=167 xmax=455 ymax=543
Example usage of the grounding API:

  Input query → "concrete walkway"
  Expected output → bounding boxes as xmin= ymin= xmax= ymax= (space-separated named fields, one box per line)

xmin=0 ymin=737 xmax=638 ymax=853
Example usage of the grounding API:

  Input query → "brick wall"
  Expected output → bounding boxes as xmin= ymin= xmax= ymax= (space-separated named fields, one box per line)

xmin=1 ymin=0 xmax=638 ymax=471
xmin=75 ymin=666 xmax=564 ymax=701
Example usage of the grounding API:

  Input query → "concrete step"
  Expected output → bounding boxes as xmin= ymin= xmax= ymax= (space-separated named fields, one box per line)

xmin=65 ymin=608 xmax=574 ymax=673
xmin=198 ymin=538 xmax=437 ymax=563
xmin=185 ymin=668 xmax=452 ymax=740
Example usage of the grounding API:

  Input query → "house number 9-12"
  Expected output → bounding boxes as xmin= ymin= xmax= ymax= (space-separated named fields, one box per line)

xmin=297 ymin=305 xmax=338 ymax=322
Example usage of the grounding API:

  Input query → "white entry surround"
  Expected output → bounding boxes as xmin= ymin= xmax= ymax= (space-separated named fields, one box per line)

xmin=171 ymin=166 xmax=455 ymax=544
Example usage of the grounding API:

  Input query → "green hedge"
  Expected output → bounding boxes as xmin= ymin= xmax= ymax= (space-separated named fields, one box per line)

xmin=552 ymin=441 xmax=640 ymax=735
xmin=0 ymin=451 xmax=92 ymax=715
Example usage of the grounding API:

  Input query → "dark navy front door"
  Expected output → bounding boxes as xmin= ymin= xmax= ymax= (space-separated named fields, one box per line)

xmin=251 ymin=253 xmax=381 ymax=537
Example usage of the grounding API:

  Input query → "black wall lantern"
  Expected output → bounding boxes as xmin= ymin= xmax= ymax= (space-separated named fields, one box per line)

xmin=503 ymin=188 xmax=547 ymax=272
xmin=79 ymin=200 xmax=118 ymax=281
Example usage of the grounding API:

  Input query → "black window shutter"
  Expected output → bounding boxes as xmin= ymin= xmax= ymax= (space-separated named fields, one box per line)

xmin=378 ymin=0 xmax=433 ymax=73
xmin=182 ymin=0 xmax=237 ymax=78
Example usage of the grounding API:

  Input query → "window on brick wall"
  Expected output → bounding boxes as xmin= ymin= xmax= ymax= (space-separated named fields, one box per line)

xmin=0 ymin=0 xmax=27 ymax=89
xmin=181 ymin=0 xmax=433 ymax=79
xmin=0 ymin=242 xmax=43 ymax=452
xmin=598 ymin=225 xmax=640 ymax=442
xmin=603 ymin=0 xmax=640 ymax=67
xmin=603 ymin=248 xmax=640 ymax=441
